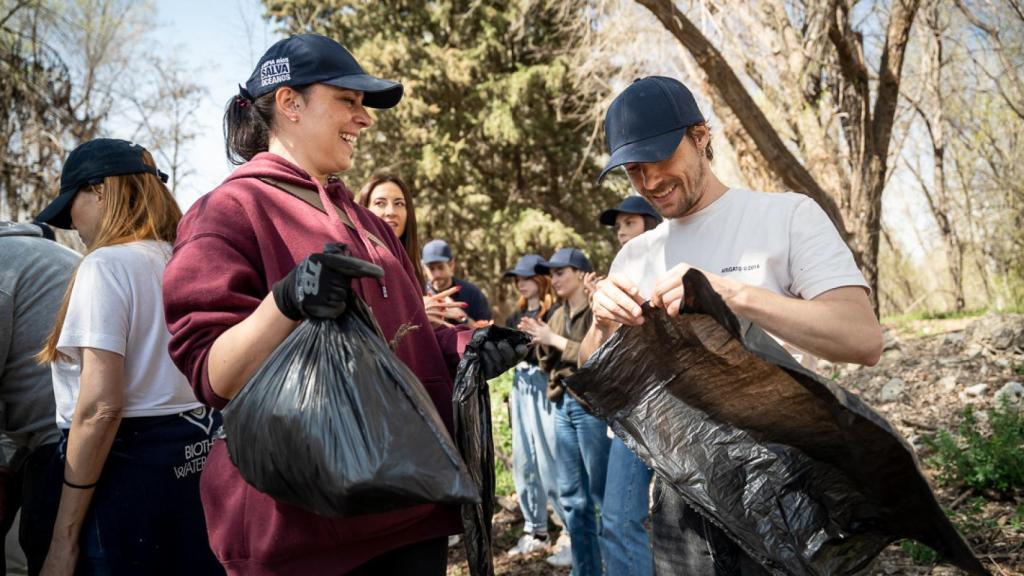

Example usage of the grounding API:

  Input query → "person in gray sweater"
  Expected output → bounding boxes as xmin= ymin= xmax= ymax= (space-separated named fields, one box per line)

xmin=0 ymin=221 xmax=79 ymax=575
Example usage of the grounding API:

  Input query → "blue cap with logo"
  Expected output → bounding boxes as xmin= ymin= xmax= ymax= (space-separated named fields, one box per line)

xmin=36 ymin=139 xmax=169 ymax=230
xmin=598 ymin=76 xmax=705 ymax=182
xmin=535 ymin=248 xmax=593 ymax=274
xmin=421 ymin=239 xmax=453 ymax=264
xmin=504 ymin=254 xmax=545 ymax=278
xmin=243 ymin=34 xmax=403 ymax=109
xmin=599 ymin=195 xmax=663 ymax=226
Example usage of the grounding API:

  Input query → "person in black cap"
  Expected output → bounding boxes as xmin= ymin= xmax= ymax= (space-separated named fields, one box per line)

xmin=522 ymin=248 xmax=610 ymax=576
xmin=501 ymin=255 xmax=567 ymax=560
xmin=579 ymin=77 xmax=883 ymax=575
xmin=599 ymin=195 xmax=662 ymax=246
xmin=162 ymin=34 xmax=522 ymax=575
xmin=421 ymin=239 xmax=493 ymax=324
xmin=33 ymin=139 xmax=223 ymax=575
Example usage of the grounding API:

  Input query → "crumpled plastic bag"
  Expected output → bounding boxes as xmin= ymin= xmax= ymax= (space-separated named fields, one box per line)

xmin=565 ymin=269 xmax=988 ymax=576
xmin=452 ymin=325 xmax=531 ymax=576
xmin=222 ymin=290 xmax=478 ymax=517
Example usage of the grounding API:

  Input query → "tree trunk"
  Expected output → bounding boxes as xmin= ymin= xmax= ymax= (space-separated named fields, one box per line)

xmin=634 ymin=0 xmax=850 ymax=240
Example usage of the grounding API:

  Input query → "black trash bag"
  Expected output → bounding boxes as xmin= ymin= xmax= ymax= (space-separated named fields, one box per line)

xmin=222 ymin=250 xmax=478 ymax=518
xmin=453 ymin=326 xmax=531 ymax=576
xmin=565 ymin=269 xmax=988 ymax=576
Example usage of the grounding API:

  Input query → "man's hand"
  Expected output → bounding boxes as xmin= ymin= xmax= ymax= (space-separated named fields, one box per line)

xmin=651 ymin=263 xmax=741 ymax=317
xmin=591 ymin=273 xmax=645 ymax=327
xmin=423 ymin=286 xmax=468 ymax=327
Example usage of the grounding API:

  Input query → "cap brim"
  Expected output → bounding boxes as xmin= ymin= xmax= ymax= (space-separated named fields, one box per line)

xmin=505 ymin=267 xmax=537 ymax=278
xmin=533 ymin=263 xmax=552 ymax=275
xmin=324 ymin=74 xmax=404 ymax=109
xmin=35 ymin=191 xmax=76 ymax=229
xmin=597 ymin=127 xmax=687 ymax=182
xmin=599 ymin=208 xmax=620 ymax=226
xmin=422 ymin=256 xmax=451 ymax=265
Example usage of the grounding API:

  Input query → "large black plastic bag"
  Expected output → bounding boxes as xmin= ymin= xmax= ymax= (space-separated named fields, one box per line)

xmin=565 ymin=269 xmax=988 ymax=576
xmin=452 ymin=326 xmax=531 ymax=576
xmin=222 ymin=294 xmax=478 ymax=517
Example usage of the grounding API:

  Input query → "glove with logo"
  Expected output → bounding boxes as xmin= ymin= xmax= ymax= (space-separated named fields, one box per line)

xmin=272 ymin=243 xmax=384 ymax=321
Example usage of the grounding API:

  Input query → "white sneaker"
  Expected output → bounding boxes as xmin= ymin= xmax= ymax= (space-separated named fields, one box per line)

xmin=447 ymin=535 xmax=461 ymax=548
xmin=506 ymin=533 xmax=548 ymax=556
xmin=544 ymin=533 xmax=572 ymax=567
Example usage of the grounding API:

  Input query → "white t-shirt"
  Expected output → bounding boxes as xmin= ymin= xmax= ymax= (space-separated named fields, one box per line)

xmin=51 ymin=240 xmax=202 ymax=428
xmin=610 ymin=188 xmax=868 ymax=365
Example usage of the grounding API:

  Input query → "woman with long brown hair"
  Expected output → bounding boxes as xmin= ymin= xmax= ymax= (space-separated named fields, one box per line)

xmin=34 ymin=139 xmax=221 ymax=575
xmin=358 ymin=171 xmax=466 ymax=326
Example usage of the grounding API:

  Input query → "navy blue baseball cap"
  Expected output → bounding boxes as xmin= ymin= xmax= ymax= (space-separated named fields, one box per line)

xmin=599 ymin=196 xmax=663 ymax=226
xmin=244 ymin=34 xmax=403 ymax=109
xmin=504 ymin=254 xmax=545 ymax=278
xmin=421 ymin=239 xmax=453 ymax=264
xmin=36 ymin=139 xmax=168 ymax=230
xmin=598 ymin=76 xmax=705 ymax=182
xmin=535 ymin=248 xmax=593 ymax=274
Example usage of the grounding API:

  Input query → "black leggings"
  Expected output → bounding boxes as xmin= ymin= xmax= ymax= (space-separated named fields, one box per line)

xmin=347 ymin=537 xmax=448 ymax=576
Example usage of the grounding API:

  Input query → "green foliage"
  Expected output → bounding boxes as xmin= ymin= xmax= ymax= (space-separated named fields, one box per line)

xmin=899 ymin=540 xmax=938 ymax=564
xmin=264 ymin=0 xmax=622 ymax=317
xmin=488 ymin=369 xmax=515 ymax=500
xmin=923 ymin=399 xmax=1024 ymax=495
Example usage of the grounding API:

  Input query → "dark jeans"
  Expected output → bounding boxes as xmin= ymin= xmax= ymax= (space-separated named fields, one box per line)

xmin=651 ymin=479 xmax=769 ymax=576
xmin=3 ymin=442 xmax=61 ymax=576
xmin=347 ymin=537 xmax=447 ymax=575
xmin=50 ymin=409 xmax=224 ymax=576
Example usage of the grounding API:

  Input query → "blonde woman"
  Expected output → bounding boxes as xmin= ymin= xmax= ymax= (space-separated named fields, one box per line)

xmin=34 ymin=139 xmax=221 ymax=576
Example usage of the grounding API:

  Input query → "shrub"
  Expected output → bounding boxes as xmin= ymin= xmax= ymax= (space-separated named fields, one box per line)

xmin=923 ymin=398 xmax=1024 ymax=495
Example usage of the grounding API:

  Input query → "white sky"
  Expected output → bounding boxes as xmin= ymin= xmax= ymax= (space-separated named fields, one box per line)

xmin=151 ymin=0 xmax=281 ymax=211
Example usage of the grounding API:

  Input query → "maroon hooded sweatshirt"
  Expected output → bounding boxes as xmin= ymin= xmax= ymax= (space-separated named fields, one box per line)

xmin=163 ymin=153 xmax=472 ymax=575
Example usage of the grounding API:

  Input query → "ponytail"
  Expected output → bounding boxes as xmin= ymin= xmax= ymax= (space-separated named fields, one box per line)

xmin=223 ymin=85 xmax=312 ymax=165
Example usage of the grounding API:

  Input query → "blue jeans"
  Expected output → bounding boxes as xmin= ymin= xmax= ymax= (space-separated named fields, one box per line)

xmin=511 ymin=364 xmax=564 ymax=534
xmin=601 ymin=436 xmax=654 ymax=576
xmin=555 ymin=394 xmax=611 ymax=576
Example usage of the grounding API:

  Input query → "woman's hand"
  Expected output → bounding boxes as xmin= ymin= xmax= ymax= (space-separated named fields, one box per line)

xmin=518 ymin=316 xmax=554 ymax=346
xmin=583 ymin=272 xmax=604 ymax=301
xmin=423 ymin=286 xmax=467 ymax=327
xmin=40 ymin=534 xmax=79 ymax=576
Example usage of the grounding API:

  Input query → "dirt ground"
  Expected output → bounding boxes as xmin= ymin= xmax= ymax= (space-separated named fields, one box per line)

xmin=447 ymin=314 xmax=1024 ymax=575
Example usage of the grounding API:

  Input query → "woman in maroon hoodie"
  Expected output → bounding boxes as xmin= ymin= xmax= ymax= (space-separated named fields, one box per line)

xmin=162 ymin=34 xmax=517 ymax=575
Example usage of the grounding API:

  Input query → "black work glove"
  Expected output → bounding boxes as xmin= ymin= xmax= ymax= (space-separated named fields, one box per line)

xmin=272 ymin=243 xmax=384 ymax=320
xmin=469 ymin=325 xmax=531 ymax=380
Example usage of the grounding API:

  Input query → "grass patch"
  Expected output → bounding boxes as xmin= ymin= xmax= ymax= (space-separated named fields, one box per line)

xmin=488 ymin=370 xmax=516 ymax=499
xmin=900 ymin=540 xmax=938 ymax=564
xmin=883 ymin=307 xmax=989 ymax=326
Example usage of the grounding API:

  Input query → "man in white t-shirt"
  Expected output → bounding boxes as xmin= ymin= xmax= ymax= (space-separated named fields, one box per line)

xmin=579 ymin=77 xmax=883 ymax=575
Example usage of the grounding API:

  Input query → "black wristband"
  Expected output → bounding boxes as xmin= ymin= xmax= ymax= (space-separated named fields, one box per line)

xmin=63 ymin=477 xmax=98 ymax=489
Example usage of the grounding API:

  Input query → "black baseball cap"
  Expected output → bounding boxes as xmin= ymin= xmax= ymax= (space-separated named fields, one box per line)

xmin=504 ymin=254 xmax=545 ymax=278
xmin=535 ymin=248 xmax=593 ymax=274
xmin=599 ymin=196 xmax=663 ymax=226
xmin=245 ymin=34 xmax=403 ymax=109
xmin=598 ymin=76 xmax=705 ymax=182
xmin=36 ymin=139 xmax=168 ymax=230
xmin=421 ymin=239 xmax=453 ymax=264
